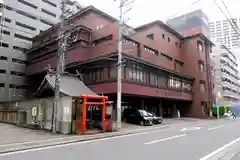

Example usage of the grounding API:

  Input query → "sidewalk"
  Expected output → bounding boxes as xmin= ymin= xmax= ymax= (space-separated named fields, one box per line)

xmin=0 ymin=123 xmax=66 ymax=145
xmin=0 ymin=118 xmax=206 ymax=154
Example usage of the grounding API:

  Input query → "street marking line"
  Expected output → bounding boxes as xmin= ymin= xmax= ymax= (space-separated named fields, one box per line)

xmin=180 ymin=127 xmax=201 ymax=132
xmin=144 ymin=134 xmax=187 ymax=145
xmin=0 ymin=128 xmax=171 ymax=156
xmin=199 ymin=137 xmax=240 ymax=160
xmin=207 ymin=125 xmax=225 ymax=131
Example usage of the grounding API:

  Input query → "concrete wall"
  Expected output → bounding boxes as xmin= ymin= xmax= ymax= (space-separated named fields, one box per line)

xmin=0 ymin=96 xmax=73 ymax=134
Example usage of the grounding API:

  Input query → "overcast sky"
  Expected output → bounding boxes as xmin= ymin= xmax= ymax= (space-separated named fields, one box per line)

xmin=78 ymin=0 xmax=240 ymax=27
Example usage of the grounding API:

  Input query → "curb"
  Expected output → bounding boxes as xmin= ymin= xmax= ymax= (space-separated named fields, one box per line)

xmin=0 ymin=126 xmax=169 ymax=154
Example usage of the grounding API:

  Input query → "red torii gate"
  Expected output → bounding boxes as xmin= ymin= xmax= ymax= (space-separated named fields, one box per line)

xmin=77 ymin=94 xmax=108 ymax=134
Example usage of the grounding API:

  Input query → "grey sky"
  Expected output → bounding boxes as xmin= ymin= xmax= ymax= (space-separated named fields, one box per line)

xmin=78 ymin=0 xmax=239 ymax=27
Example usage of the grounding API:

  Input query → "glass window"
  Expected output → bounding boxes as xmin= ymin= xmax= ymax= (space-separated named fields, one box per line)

xmin=128 ymin=64 xmax=143 ymax=82
xmin=197 ymin=41 xmax=203 ymax=52
xmin=198 ymin=61 xmax=204 ymax=72
xmin=200 ymin=80 xmax=205 ymax=92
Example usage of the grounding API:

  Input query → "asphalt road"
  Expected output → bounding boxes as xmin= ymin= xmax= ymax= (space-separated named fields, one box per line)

xmin=0 ymin=119 xmax=240 ymax=160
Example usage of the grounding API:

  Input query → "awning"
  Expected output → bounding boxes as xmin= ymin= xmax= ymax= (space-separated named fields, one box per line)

xmin=34 ymin=73 xmax=97 ymax=97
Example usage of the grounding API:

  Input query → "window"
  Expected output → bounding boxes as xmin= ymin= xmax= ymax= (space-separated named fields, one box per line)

xmin=168 ymin=76 xmax=181 ymax=89
xmin=93 ymin=35 xmax=112 ymax=46
xmin=162 ymin=34 xmax=165 ymax=39
xmin=200 ymin=80 xmax=205 ymax=92
xmin=109 ymin=66 xmax=123 ymax=79
xmin=0 ymin=83 xmax=4 ymax=88
xmin=182 ymin=81 xmax=192 ymax=92
xmin=174 ymin=60 xmax=184 ymax=69
xmin=14 ymin=34 xmax=32 ymax=41
xmin=16 ymin=10 xmax=37 ymax=20
xmin=128 ymin=64 xmax=144 ymax=82
xmin=40 ymin=19 xmax=54 ymax=26
xmin=12 ymin=58 xmax=26 ymax=64
xmin=16 ymin=21 xmax=36 ymax=31
xmin=161 ymin=53 xmax=173 ymax=61
xmin=144 ymin=46 xmax=158 ymax=55
xmin=9 ymin=84 xmax=27 ymax=89
xmin=3 ymin=17 xmax=11 ymax=23
xmin=198 ymin=60 xmax=204 ymax=72
xmin=146 ymin=33 xmax=154 ymax=40
xmin=0 ymin=16 xmax=12 ymax=23
xmin=41 ymin=8 xmax=56 ymax=17
xmin=1 ymin=30 xmax=10 ymax=35
xmin=197 ymin=41 xmax=203 ymax=52
xmin=0 ymin=56 xmax=7 ymax=61
xmin=150 ymin=72 xmax=158 ymax=86
xmin=18 ymin=0 xmax=37 ymax=9
xmin=13 ymin=46 xmax=28 ymax=52
xmin=10 ymin=71 xmax=25 ymax=76
xmin=0 ymin=69 xmax=6 ymax=74
xmin=42 ymin=0 xmax=57 ymax=7
xmin=0 ymin=42 xmax=9 ymax=48
xmin=168 ymin=37 xmax=171 ymax=42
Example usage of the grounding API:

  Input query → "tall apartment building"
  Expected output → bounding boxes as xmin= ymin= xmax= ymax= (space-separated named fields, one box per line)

xmin=211 ymin=44 xmax=240 ymax=105
xmin=209 ymin=18 xmax=240 ymax=50
xmin=0 ymin=0 xmax=82 ymax=102
xmin=166 ymin=9 xmax=210 ymax=38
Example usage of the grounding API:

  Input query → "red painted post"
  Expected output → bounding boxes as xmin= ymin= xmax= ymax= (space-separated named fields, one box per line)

xmin=102 ymin=98 xmax=106 ymax=132
xmin=82 ymin=96 xmax=87 ymax=134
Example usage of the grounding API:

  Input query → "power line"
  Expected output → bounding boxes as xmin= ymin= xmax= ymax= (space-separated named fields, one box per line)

xmin=212 ymin=0 xmax=240 ymax=36
xmin=220 ymin=0 xmax=240 ymax=33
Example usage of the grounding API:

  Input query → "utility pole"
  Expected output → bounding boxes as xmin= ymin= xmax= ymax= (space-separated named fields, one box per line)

xmin=52 ymin=0 xmax=67 ymax=133
xmin=116 ymin=0 xmax=124 ymax=130
xmin=115 ymin=0 xmax=134 ymax=130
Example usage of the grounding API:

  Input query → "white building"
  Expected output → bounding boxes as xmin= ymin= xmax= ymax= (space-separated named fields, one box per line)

xmin=209 ymin=18 xmax=240 ymax=50
xmin=211 ymin=44 xmax=240 ymax=106
xmin=0 ymin=0 xmax=82 ymax=102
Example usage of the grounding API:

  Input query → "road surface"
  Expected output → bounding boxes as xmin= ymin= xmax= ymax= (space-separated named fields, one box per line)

xmin=0 ymin=119 xmax=239 ymax=160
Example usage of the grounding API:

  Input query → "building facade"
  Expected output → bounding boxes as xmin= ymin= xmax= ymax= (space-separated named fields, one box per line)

xmin=26 ymin=6 xmax=214 ymax=118
xmin=166 ymin=9 xmax=210 ymax=38
xmin=211 ymin=44 xmax=240 ymax=105
xmin=0 ymin=0 xmax=82 ymax=102
xmin=209 ymin=18 xmax=240 ymax=50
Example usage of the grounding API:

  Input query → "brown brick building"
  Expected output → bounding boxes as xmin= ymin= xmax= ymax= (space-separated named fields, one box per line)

xmin=26 ymin=6 xmax=215 ymax=118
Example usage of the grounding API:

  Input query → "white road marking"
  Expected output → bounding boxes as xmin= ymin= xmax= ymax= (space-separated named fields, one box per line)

xmin=180 ymin=127 xmax=201 ymax=132
xmin=0 ymin=128 xmax=171 ymax=156
xmin=144 ymin=134 xmax=187 ymax=145
xmin=207 ymin=125 xmax=225 ymax=131
xmin=200 ymin=136 xmax=240 ymax=160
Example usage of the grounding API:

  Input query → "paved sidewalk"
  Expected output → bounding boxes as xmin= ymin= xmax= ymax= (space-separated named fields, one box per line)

xmin=0 ymin=123 xmax=66 ymax=145
xmin=0 ymin=118 xmax=208 ymax=154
